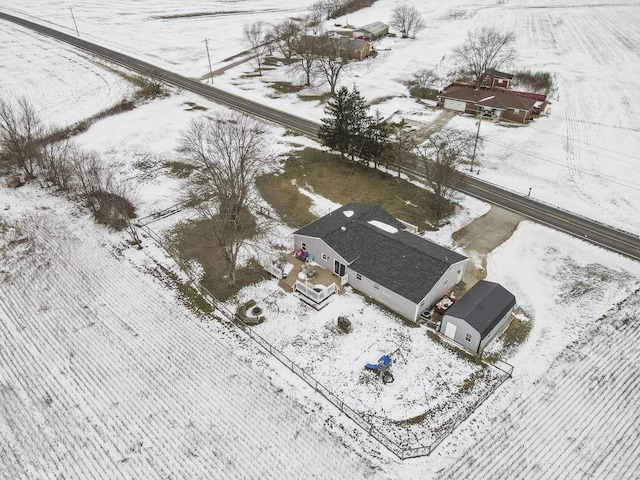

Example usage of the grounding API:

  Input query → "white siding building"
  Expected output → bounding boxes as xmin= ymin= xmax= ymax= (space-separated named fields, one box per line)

xmin=293 ymin=203 xmax=467 ymax=323
xmin=441 ymin=280 xmax=516 ymax=354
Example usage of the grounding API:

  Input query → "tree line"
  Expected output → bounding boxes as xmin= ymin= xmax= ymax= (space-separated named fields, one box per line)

xmin=0 ymin=97 xmax=137 ymax=238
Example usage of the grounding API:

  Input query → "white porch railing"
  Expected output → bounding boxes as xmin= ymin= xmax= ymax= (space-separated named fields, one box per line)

xmin=293 ymin=281 xmax=337 ymax=303
xmin=264 ymin=262 xmax=283 ymax=279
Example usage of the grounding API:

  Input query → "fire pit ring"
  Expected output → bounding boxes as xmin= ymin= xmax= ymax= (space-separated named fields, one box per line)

xmin=251 ymin=306 xmax=263 ymax=316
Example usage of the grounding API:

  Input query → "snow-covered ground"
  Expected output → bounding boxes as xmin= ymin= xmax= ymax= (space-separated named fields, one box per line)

xmin=4 ymin=0 xmax=638 ymax=233
xmin=0 ymin=186 xmax=381 ymax=479
xmin=1 ymin=0 xmax=640 ymax=478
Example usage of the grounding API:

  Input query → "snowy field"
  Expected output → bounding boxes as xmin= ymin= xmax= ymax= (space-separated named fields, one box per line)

xmin=0 ymin=21 xmax=135 ymax=127
xmin=0 ymin=186 xmax=381 ymax=480
xmin=1 ymin=0 xmax=640 ymax=479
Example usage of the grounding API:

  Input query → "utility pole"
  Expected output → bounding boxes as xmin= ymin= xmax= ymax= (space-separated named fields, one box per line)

xmin=470 ymin=108 xmax=481 ymax=172
xmin=69 ymin=6 xmax=79 ymax=37
xmin=203 ymin=38 xmax=213 ymax=84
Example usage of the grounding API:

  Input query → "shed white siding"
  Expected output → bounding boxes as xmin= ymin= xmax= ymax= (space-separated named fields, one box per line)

xmin=441 ymin=315 xmax=482 ymax=352
xmin=478 ymin=305 xmax=515 ymax=353
xmin=440 ymin=281 xmax=516 ymax=354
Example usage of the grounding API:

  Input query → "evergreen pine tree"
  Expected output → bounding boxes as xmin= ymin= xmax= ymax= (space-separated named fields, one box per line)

xmin=319 ymin=86 xmax=385 ymax=163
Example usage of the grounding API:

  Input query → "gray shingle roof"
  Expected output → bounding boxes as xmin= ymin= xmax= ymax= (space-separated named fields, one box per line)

xmin=294 ymin=203 xmax=466 ymax=303
xmin=445 ymin=280 xmax=516 ymax=338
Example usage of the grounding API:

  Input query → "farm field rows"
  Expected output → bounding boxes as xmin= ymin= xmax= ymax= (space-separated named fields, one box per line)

xmin=440 ymin=292 xmax=640 ymax=479
xmin=0 ymin=188 xmax=379 ymax=480
xmin=0 ymin=22 xmax=135 ymax=127
xmin=1 ymin=0 xmax=640 ymax=478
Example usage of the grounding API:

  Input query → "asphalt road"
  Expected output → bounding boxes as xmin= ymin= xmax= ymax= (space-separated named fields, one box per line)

xmin=2 ymin=11 xmax=639 ymax=261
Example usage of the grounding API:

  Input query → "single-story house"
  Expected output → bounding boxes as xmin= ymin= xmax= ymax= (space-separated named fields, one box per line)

xmin=299 ymin=36 xmax=371 ymax=60
xmin=352 ymin=21 xmax=389 ymax=40
xmin=293 ymin=203 xmax=468 ymax=323
xmin=437 ymin=83 xmax=548 ymax=124
xmin=440 ymin=280 xmax=516 ymax=354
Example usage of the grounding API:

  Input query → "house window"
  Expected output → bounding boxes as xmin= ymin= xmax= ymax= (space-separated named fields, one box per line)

xmin=301 ymin=242 xmax=306 ymax=249
xmin=356 ymin=273 xmax=362 ymax=280
xmin=321 ymin=253 xmax=328 ymax=261
xmin=465 ymin=334 xmax=472 ymax=342
xmin=373 ymin=283 xmax=380 ymax=290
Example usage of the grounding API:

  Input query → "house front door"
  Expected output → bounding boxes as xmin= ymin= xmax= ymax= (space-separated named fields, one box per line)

xmin=334 ymin=260 xmax=345 ymax=276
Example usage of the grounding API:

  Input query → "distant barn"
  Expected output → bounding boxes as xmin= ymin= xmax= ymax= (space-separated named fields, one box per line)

xmin=352 ymin=22 xmax=389 ymax=40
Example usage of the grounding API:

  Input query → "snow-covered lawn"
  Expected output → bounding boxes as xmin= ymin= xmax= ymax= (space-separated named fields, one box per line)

xmin=228 ymin=279 xmax=510 ymax=452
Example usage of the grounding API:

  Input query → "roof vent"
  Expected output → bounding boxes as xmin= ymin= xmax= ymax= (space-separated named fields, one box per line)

xmin=341 ymin=226 xmax=346 ymax=231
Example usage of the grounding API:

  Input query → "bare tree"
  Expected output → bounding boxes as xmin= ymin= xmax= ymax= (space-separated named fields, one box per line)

xmin=390 ymin=5 xmax=426 ymax=39
xmin=72 ymin=149 xmax=104 ymax=202
xmin=39 ymin=138 xmax=75 ymax=191
xmin=0 ymin=97 xmax=45 ymax=178
xmin=412 ymin=68 xmax=440 ymax=98
xmin=384 ymin=121 xmax=419 ymax=176
xmin=270 ymin=19 xmax=302 ymax=59
xmin=243 ymin=21 xmax=270 ymax=75
xmin=453 ymin=27 xmax=516 ymax=89
xmin=177 ymin=112 xmax=270 ymax=286
xmin=303 ymin=10 xmax=324 ymax=35
xmin=70 ymin=148 xmax=136 ymax=230
xmin=315 ymin=37 xmax=351 ymax=95
xmin=292 ymin=34 xmax=321 ymax=86
xmin=416 ymin=128 xmax=475 ymax=225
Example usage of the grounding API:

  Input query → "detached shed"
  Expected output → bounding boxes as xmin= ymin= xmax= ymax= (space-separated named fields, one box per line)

xmin=441 ymin=280 xmax=515 ymax=354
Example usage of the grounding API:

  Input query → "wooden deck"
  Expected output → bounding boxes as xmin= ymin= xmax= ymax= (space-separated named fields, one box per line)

xmin=278 ymin=253 xmax=344 ymax=294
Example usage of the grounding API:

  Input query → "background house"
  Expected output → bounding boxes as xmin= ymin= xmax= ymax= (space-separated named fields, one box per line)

xmin=440 ymin=280 xmax=516 ymax=354
xmin=437 ymin=83 xmax=547 ymax=124
xmin=299 ymin=36 xmax=371 ymax=60
xmin=293 ymin=203 xmax=468 ymax=323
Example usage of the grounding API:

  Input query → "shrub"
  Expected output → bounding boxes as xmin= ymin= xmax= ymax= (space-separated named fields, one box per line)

xmin=513 ymin=70 xmax=554 ymax=94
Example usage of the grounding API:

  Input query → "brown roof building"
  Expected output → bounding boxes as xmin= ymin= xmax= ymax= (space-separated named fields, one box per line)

xmin=437 ymin=83 xmax=548 ymax=124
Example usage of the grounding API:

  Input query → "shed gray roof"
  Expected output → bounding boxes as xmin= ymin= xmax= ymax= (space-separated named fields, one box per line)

xmin=446 ymin=280 xmax=516 ymax=338
xmin=294 ymin=203 xmax=466 ymax=303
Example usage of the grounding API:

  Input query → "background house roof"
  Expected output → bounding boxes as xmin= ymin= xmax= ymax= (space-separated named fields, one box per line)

xmin=295 ymin=203 xmax=467 ymax=303
xmin=439 ymin=85 xmax=538 ymax=111
xmin=445 ymin=280 xmax=516 ymax=338
xmin=354 ymin=22 xmax=389 ymax=37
